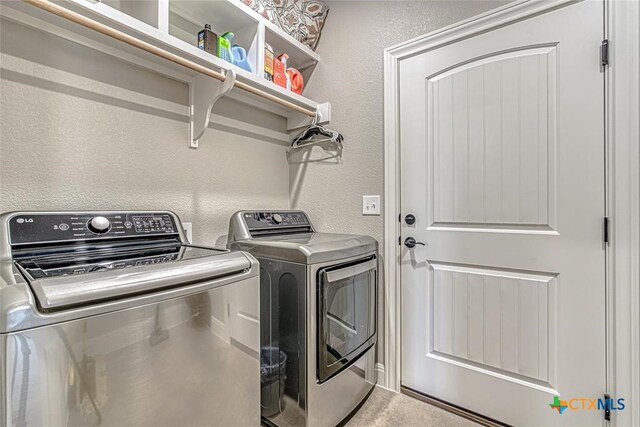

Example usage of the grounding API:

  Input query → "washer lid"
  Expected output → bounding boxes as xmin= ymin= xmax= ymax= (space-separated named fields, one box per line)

xmin=228 ymin=232 xmax=378 ymax=264
xmin=24 ymin=248 xmax=251 ymax=311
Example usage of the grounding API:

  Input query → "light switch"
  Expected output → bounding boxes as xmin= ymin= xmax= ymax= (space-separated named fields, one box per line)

xmin=363 ymin=195 xmax=381 ymax=215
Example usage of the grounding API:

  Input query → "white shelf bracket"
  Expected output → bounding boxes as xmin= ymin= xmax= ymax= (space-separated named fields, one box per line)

xmin=286 ymin=102 xmax=331 ymax=131
xmin=189 ymin=69 xmax=237 ymax=149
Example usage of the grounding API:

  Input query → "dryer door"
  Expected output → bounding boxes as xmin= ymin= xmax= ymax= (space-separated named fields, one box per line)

xmin=317 ymin=256 xmax=377 ymax=382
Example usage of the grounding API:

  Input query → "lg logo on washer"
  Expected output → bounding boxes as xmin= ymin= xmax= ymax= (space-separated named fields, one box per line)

xmin=15 ymin=218 xmax=33 ymax=224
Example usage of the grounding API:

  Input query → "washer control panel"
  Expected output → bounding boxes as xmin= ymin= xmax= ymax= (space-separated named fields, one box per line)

xmin=8 ymin=212 xmax=178 ymax=245
xmin=243 ymin=211 xmax=311 ymax=230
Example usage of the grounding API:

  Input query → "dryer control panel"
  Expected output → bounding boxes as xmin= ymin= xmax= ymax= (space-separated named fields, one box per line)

xmin=243 ymin=211 xmax=311 ymax=229
xmin=230 ymin=211 xmax=315 ymax=238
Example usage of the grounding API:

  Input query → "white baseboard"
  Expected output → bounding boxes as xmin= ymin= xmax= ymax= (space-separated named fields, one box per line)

xmin=376 ymin=363 xmax=401 ymax=392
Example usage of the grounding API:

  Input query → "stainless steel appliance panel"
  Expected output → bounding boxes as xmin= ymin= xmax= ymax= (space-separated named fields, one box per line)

xmin=307 ymin=254 xmax=377 ymax=427
xmin=257 ymin=258 xmax=307 ymax=427
xmin=1 ymin=278 xmax=260 ymax=427
xmin=317 ymin=256 xmax=377 ymax=382
xmin=228 ymin=234 xmax=377 ymax=265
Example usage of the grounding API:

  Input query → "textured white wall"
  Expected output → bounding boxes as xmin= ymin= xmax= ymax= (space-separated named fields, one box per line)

xmin=291 ymin=0 xmax=508 ymax=365
xmin=0 ymin=18 xmax=290 ymax=247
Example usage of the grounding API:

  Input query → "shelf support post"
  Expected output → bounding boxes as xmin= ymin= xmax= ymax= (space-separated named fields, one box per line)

xmin=189 ymin=69 xmax=237 ymax=148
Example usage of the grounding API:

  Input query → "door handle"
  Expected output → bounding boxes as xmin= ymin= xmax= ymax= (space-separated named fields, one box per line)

xmin=404 ymin=237 xmax=426 ymax=248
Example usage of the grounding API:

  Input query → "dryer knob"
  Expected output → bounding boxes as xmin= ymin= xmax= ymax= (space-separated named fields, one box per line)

xmin=88 ymin=216 xmax=110 ymax=233
xmin=272 ymin=214 xmax=283 ymax=224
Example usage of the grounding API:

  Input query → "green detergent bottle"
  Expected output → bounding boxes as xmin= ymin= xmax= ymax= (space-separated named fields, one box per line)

xmin=218 ymin=32 xmax=234 ymax=63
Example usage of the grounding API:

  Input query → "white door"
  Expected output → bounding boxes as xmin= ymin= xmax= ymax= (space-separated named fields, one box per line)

xmin=400 ymin=1 xmax=605 ymax=425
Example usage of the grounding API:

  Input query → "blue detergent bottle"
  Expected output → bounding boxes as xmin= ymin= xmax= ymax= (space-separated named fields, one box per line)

xmin=232 ymin=45 xmax=253 ymax=72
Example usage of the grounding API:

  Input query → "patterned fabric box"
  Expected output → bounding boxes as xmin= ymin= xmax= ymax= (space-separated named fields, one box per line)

xmin=241 ymin=0 xmax=328 ymax=51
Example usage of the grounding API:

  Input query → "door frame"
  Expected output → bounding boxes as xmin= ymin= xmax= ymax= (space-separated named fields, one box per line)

xmin=381 ymin=1 xmax=640 ymax=426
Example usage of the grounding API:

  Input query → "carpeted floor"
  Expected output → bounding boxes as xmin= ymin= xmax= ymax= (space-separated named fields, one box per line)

xmin=345 ymin=387 xmax=479 ymax=427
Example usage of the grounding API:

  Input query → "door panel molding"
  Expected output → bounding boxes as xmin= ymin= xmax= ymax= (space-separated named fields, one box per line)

xmin=426 ymin=44 xmax=557 ymax=229
xmin=427 ymin=262 xmax=557 ymax=387
xmin=426 ymin=352 xmax=557 ymax=394
xmin=383 ymin=2 xmax=639 ymax=426
xmin=425 ymin=44 xmax=557 ymax=83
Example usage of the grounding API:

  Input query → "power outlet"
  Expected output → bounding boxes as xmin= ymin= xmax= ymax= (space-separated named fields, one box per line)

xmin=363 ymin=195 xmax=381 ymax=215
xmin=182 ymin=222 xmax=193 ymax=244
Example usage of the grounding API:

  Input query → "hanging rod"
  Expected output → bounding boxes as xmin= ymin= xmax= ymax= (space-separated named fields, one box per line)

xmin=21 ymin=0 xmax=317 ymax=117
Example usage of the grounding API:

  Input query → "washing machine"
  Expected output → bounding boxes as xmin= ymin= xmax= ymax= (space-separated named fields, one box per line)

xmin=1 ymin=210 xmax=261 ymax=426
xmin=227 ymin=210 xmax=377 ymax=427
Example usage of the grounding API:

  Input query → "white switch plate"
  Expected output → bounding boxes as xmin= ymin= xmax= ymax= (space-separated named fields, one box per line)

xmin=182 ymin=222 xmax=193 ymax=244
xmin=363 ymin=195 xmax=381 ymax=215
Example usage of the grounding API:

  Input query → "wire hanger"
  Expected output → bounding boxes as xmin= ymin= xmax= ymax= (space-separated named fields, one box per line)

xmin=288 ymin=111 xmax=344 ymax=153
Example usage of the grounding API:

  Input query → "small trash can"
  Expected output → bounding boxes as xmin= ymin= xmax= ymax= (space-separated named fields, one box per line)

xmin=260 ymin=346 xmax=287 ymax=417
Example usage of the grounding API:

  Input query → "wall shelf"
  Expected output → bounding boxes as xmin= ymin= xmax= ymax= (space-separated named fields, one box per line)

xmin=236 ymin=1 xmax=320 ymax=82
xmin=1 ymin=0 xmax=329 ymax=147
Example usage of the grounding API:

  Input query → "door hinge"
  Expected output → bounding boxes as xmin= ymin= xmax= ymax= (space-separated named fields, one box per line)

xmin=398 ymin=214 xmax=402 ymax=223
xmin=604 ymin=217 xmax=610 ymax=244
xmin=398 ymin=236 xmax=401 ymax=246
xmin=601 ymin=39 xmax=609 ymax=67
xmin=604 ymin=393 xmax=611 ymax=421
